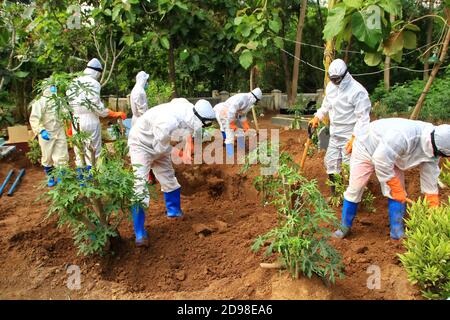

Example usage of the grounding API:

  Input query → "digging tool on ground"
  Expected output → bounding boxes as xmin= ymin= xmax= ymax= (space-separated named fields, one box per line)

xmin=0 ymin=169 xmax=14 ymax=197
xmin=300 ymin=125 xmax=315 ymax=170
xmin=7 ymin=168 xmax=25 ymax=197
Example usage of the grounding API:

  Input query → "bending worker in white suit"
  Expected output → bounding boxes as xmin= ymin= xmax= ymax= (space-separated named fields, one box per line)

xmin=333 ymin=118 xmax=450 ymax=240
xmin=128 ymin=98 xmax=216 ymax=247
xmin=214 ymin=88 xmax=262 ymax=156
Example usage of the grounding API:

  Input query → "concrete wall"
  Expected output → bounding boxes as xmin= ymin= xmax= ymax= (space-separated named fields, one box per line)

xmin=104 ymin=89 xmax=323 ymax=113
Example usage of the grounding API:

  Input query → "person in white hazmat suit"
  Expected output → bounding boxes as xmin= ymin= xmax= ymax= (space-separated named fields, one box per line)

xmin=130 ymin=71 xmax=150 ymax=127
xmin=67 ymin=58 xmax=126 ymax=175
xmin=333 ymin=118 xmax=450 ymax=240
xmin=214 ymin=88 xmax=262 ymax=156
xmin=29 ymin=84 xmax=69 ymax=187
xmin=128 ymin=98 xmax=216 ymax=247
xmin=309 ymin=59 xmax=372 ymax=197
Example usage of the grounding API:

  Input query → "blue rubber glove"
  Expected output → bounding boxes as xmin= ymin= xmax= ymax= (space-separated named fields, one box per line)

xmin=226 ymin=143 xmax=234 ymax=157
xmin=40 ymin=129 xmax=50 ymax=141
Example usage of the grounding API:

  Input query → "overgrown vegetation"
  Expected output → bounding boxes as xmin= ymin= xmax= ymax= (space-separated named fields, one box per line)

xmin=326 ymin=163 xmax=376 ymax=212
xmin=242 ymin=145 xmax=345 ymax=284
xmin=145 ymin=79 xmax=173 ymax=108
xmin=399 ymin=199 xmax=450 ymax=300
xmin=371 ymin=68 xmax=450 ymax=121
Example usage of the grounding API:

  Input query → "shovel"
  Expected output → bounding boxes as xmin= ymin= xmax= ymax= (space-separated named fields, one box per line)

xmin=300 ymin=125 xmax=316 ymax=171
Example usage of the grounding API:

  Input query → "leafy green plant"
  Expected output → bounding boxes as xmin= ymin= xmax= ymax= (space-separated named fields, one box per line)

xmin=242 ymin=146 xmax=345 ymax=283
xmin=326 ymin=163 xmax=376 ymax=212
xmin=0 ymin=103 xmax=15 ymax=129
xmin=26 ymin=138 xmax=41 ymax=165
xmin=146 ymin=79 xmax=173 ymax=108
xmin=440 ymin=159 xmax=450 ymax=188
xmin=37 ymin=73 xmax=146 ymax=256
xmin=399 ymin=199 xmax=450 ymax=300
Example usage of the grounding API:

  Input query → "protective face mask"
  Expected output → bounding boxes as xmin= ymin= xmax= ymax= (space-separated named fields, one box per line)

xmin=50 ymin=86 xmax=57 ymax=94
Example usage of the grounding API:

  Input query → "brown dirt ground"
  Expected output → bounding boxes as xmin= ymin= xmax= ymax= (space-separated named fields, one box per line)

xmin=0 ymin=115 xmax=448 ymax=300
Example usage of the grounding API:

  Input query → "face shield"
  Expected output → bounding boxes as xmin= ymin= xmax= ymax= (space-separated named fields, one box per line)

xmin=251 ymin=92 xmax=261 ymax=105
xmin=329 ymin=69 xmax=348 ymax=86
xmin=193 ymin=108 xmax=215 ymax=128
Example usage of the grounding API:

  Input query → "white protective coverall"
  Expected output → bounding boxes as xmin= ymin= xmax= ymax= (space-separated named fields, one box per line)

xmin=315 ymin=59 xmax=372 ymax=174
xmin=214 ymin=90 xmax=259 ymax=145
xmin=67 ymin=60 xmax=111 ymax=167
xmin=128 ymin=99 xmax=213 ymax=206
xmin=344 ymin=118 xmax=445 ymax=203
xmin=130 ymin=71 xmax=150 ymax=127
xmin=29 ymin=87 xmax=69 ymax=167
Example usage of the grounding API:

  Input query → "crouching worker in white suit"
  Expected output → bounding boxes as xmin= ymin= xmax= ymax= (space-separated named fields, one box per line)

xmin=214 ymin=88 xmax=262 ymax=156
xmin=128 ymin=99 xmax=216 ymax=247
xmin=29 ymin=84 xmax=69 ymax=187
xmin=333 ymin=118 xmax=450 ymax=240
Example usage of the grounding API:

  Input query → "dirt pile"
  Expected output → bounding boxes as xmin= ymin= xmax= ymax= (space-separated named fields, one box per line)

xmin=1 ymin=119 xmax=447 ymax=299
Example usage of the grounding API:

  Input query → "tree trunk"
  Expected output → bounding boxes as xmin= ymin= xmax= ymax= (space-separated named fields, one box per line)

xmin=280 ymin=20 xmax=291 ymax=94
xmin=323 ymin=0 xmax=337 ymax=92
xmin=343 ymin=37 xmax=352 ymax=64
xmin=423 ymin=0 xmax=435 ymax=81
xmin=384 ymin=55 xmax=391 ymax=91
xmin=410 ymin=25 xmax=450 ymax=120
xmin=289 ymin=0 xmax=308 ymax=107
xmin=384 ymin=14 xmax=396 ymax=91
xmin=168 ymin=37 xmax=177 ymax=98
xmin=250 ymin=66 xmax=259 ymax=131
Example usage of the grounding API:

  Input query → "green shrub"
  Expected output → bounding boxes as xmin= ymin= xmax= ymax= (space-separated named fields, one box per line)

xmin=440 ymin=159 xmax=450 ymax=188
xmin=242 ymin=147 xmax=345 ymax=284
xmin=399 ymin=199 xmax=450 ymax=300
xmin=372 ymin=69 xmax=450 ymax=121
xmin=146 ymin=80 xmax=173 ymax=107
xmin=26 ymin=139 xmax=41 ymax=165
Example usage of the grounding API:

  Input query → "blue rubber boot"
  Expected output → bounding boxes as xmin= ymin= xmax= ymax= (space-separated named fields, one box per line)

xmin=221 ymin=131 xmax=227 ymax=147
xmin=225 ymin=143 xmax=234 ymax=158
xmin=333 ymin=199 xmax=359 ymax=239
xmin=237 ymin=136 xmax=245 ymax=150
xmin=44 ymin=166 xmax=57 ymax=187
xmin=388 ymin=199 xmax=406 ymax=240
xmin=132 ymin=205 xmax=149 ymax=247
xmin=164 ymin=188 xmax=184 ymax=218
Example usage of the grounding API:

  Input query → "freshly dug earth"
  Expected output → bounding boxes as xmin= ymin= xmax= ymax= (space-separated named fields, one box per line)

xmin=0 ymin=116 xmax=447 ymax=300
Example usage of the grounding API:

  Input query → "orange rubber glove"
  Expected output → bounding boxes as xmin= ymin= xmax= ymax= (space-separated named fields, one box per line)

xmin=65 ymin=121 xmax=73 ymax=137
xmin=387 ymin=177 xmax=407 ymax=203
xmin=108 ymin=110 xmax=127 ymax=120
xmin=241 ymin=119 xmax=251 ymax=132
xmin=309 ymin=116 xmax=320 ymax=128
xmin=425 ymin=193 xmax=439 ymax=208
xmin=229 ymin=121 xmax=238 ymax=131
xmin=346 ymin=135 xmax=355 ymax=154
